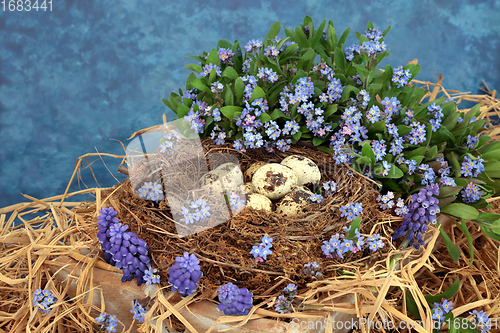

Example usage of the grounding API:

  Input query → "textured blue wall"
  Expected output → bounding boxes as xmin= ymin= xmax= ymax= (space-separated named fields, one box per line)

xmin=0 ymin=0 xmax=499 ymax=208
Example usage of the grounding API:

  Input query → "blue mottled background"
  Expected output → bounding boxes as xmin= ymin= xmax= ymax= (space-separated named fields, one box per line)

xmin=0 ymin=0 xmax=499 ymax=209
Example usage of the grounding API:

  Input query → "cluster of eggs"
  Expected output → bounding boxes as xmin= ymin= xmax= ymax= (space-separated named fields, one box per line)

xmin=198 ymin=155 xmax=322 ymax=216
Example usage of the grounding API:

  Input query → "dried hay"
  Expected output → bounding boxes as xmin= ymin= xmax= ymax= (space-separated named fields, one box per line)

xmin=1 ymin=73 xmax=499 ymax=332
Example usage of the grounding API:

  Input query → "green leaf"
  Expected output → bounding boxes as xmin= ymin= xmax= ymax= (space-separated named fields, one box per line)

xmin=265 ymin=21 xmax=281 ymax=41
xmin=457 ymin=218 xmax=474 ymax=264
xmin=367 ymin=83 xmax=382 ymax=92
xmin=323 ymin=104 xmax=338 ymax=118
xmin=281 ymin=42 xmax=298 ymax=58
xmin=347 ymin=217 xmax=362 ymax=239
xmin=177 ymin=103 xmax=190 ymax=118
xmin=326 ymin=24 xmax=337 ymax=52
xmin=385 ymin=164 xmax=404 ymax=179
xmin=208 ymin=67 xmax=217 ymax=84
xmin=295 ymin=26 xmax=309 ymax=48
xmin=478 ymin=140 xmax=500 ymax=154
xmin=382 ymin=25 xmax=391 ymax=37
xmin=484 ymin=161 xmax=500 ymax=178
xmin=250 ymin=86 xmax=266 ymax=102
xmin=438 ymin=186 xmax=462 ymax=198
xmin=396 ymin=125 xmax=411 ymax=137
xmin=443 ymin=112 xmax=461 ymax=131
xmin=311 ymin=20 xmax=326 ymax=49
xmin=368 ymin=121 xmax=386 ymax=135
xmin=184 ymin=63 xmax=202 ymax=73
xmin=224 ymin=85 xmax=234 ymax=106
xmin=334 ymin=47 xmax=346 ymax=72
xmin=352 ymin=62 xmax=369 ymax=75
xmin=425 ymin=277 xmax=460 ymax=304
xmin=190 ymin=78 xmax=210 ymax=93
xmin=234 ymin=78 xmax=244 ymax=102
xmin=480 ymin=225 xmax=500 ymax=241
xmin=439 ymin=226 xmax=461 ymax=263
xmin=292 ymin=131 xmax=302 ymax=143
xmin=475 ymin=135 xmax=490 ymax=150
xmin=312 ymin=137 xmax=327 ymax=146
xmin=337 ymin=27 xmax=351 ymax=47
xmin=301 ymin=48 xmax=316 ymax=61
xmin=425 ymin=145 xmax=438 ymax=159
xmin=405 ymin=292 xmax=420 ymax=319
xmin=216 ymin=39 xmax=232 ymax=49
xmin=259 ymin=113 xmax=271 ymax=123
xmin=222 ymin=66 xmax=239 ymax=80
xmin=270 ymin=109 xmax=287 ymax=120
xmin=446 ymin=152 xmax=462 ymax=178
xmin=162 ymin=98 xmax=171 ymax=109
xmin=219 ymin=106 xmax=243 ymax=119
xmin=340 ymin=85 xmax=359 ymax=102
xmin=206 ymin=48 xmax=220 ymax=65
xmin=361 ymin=143 xmax=376 ymax=164
xmin=440 ymin=203 xmax=479 ymax=220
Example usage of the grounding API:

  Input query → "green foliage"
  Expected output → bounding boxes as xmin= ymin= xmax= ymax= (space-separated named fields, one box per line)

xmin=163 ymin=17 xmax=500 ymax=244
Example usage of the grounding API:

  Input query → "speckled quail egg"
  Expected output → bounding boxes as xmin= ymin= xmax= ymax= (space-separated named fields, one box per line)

xmin=245 ymin=193 xmax=273 ymax=212
xmin=275 ymin=187 xmax=313 ymax=216
xmin=199 ymin=163 xmax=244 ymax=196
xmin=214 ymin=162 xmax=245 ymax=193
xmin=199 ymin=172 xmax=225 ymax=196
xmin=252 ymin=164 xmax=298 ymax=200
xmin=244 ymin=161 xmax=267 ymax=182
xmin=244 ymin=182 xmax=256 ymax=194
xmin=280 ymin=155 xmax=321 ymax=186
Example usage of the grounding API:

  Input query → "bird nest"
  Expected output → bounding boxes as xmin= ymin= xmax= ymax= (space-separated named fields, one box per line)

xmin=108 ymin=138 xmax=396 ymax=297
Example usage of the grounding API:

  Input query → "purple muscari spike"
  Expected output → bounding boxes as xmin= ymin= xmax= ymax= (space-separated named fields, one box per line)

xmin=393 ymin=184 xmax=440 ymax=248
xmin=97 ymin=206 xmax=152 ymax=286
xmin=217 ymin=282 xmax=253 ymax=316
xmin=168 ymin=252 xmax=203 ymax=297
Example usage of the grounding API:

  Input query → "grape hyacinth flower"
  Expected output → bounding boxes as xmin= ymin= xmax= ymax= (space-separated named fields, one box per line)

xmin=97 ymin=207 xmax=152 ymax=285
xmin=131 ymin=300 xmax=147 ymax=323
xmin=32 ymin=289 xmax=57 ymax=314
xmin=143 ymin=266 xmax=160 ymax=285
xmin=392 ymin=184 xmax=440 ymax=249
xmin=461 ymin=182 xmax=483 ymax=203
xmin=250 ymin=234 xmax=273 ymax=262
xmin=304 ymin=261 xmax=322 ymax=278
xmin=95 ymin=313 xmax=118 ymax=332
xmin=168 ymin=252 xmax=203 ymax=297
xmin=217 ymin=282 xmax=253 ymax=316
